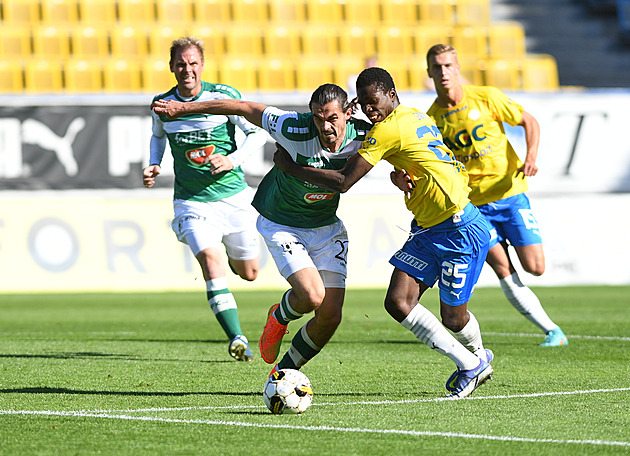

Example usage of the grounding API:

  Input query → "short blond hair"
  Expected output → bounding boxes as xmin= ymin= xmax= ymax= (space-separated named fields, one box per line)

xmin=426 ymin=43 xmax=458 ymax=68
xmin=169 ymin=36 xmax=205 ymax=64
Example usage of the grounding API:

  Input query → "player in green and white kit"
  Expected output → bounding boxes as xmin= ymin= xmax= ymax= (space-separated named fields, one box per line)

xmin=152 ymin=84 xmax=371 ymax=374
xmin=143 ymin=37 xmax=267 ymax=361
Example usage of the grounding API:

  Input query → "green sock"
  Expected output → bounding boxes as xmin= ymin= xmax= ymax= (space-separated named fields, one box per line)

xmin=277 ymin=323 xmax=321 ymax=370
xmin=206 ymin=277 xmax=242 ymax=340
xmin=273 ymin=289 xmax=303 ymax=326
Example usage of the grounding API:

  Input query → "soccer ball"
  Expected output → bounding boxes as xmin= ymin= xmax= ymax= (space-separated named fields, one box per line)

xmin=263 ymin=369 xmax=313 ymax=414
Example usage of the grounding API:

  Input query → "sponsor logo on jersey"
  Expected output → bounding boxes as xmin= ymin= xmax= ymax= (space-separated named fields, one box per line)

xmin=304 ymin=192 xmax=334 ymax=203
xmin=186 ymin=145 xmax=215 ymax=166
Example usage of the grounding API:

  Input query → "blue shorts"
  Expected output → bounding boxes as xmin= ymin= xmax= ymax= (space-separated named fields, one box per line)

xmin=477 ymin=193 xmax=542 ymax=248
xmin=389 ymin=203 xmax=492 ymax=307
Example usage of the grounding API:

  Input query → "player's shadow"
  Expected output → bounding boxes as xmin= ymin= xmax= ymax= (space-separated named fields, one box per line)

xmin=0 ymin=386 xmax=260 ymax=397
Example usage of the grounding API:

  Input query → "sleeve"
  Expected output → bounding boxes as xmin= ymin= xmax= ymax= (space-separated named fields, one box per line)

xmin=226 ymin=126 xmax=268 ymax=168
xmin=489 ymin=87 xmax=524 ymax=127
xmin=149 ymin=111 xmax=167 ymax=166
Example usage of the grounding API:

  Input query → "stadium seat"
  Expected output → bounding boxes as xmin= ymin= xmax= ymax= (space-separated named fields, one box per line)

xmin=1 ymin=0 xmax=40 ymax=25
xmin=412 ymin=25 xmax=454 ymax=58
xmin=258 ymin=59 xmax=295 ymax=92
xmin=482 ymin=59 xmax=520 ymax=90
xmin=25 ymin=59 xmax=64 ymax=93
xmin=343 ymin=0 xmax=381 ymax=25
xmin=418 ymin=0 xmax=454 ymax=26
xmin=148 ymin=26 xmax=189 ymax=57
xmin=41 ymin=0 xmax=80 ymax=24
xmin=155 ymin=0 xmax=195 ymax=24
xmin=619 ymin=0 xmax=630 ymax=43
xmin=224 ymin=26 xmax=264 ymax=58
xmin=458 ymin=57 xmax=484 ymax=85
xmin=452 ymin=26 xmax=488 ymax=60
xmin=70 ymin=25 xmax=109 ymax=58
xmin=193 ymin=0 xmax=231 ymax=23
xmin=268 ymin=0 xmax=307 ymax=23
xmin=117 ymin=0 xmax=156 ymax=24
xmin=0 ymin=60 xmax=24 ymax=93
xmin=377 ymin=57 xmax=410 ymax=90
xmin=381 ymin=0 xmax=420 ymax=26
xmin=188 ymin=25 xmax=226 ymax=55
xmin=64 ymin=58 xmax=103 ymax=93
xmin=305 ymin=0 xmax=344 ymax=24
xmin=376 ymin=26 xmax=414 ymax=57
xmin=453 ymin=0 xmax=490 ymax=26
xmin=488 ymin=22 xmax=526 ymax=58
xmin=264 ymin=25 xmax=302 ymax=58
xmin=218 ymin=59 xmax=258 ymax=93
xmin=103 ymin=58 xmax=142 ymax=92
xmin=110 ymin=25 xmax=150 ymax=58
xmin=0 ymin=25 xmax=33 ymax=58
xmin=32 ymin=26 xmax=71 ymax=58
xmin=77 ymin=0 xmax=117 ymax=24
xmin=339 ymin=25 xmax=376 ymax=58
xmin=231 ymin=0 xmax=269 ymax=24
xmin=520 ymin=54 xmax=559 ymax=91
xmin=142 ymin=58 xmax=175 ymax=94
xmin=331 ymin=56 xmax=364 ymax=89
xmin=295 ymin=58 xmax=335 ymax=91
xmin=301 ymin=25 xmax=339 ymax=56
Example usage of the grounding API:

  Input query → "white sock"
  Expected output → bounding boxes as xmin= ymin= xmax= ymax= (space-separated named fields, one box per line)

xmin=401 ymin=304 xmax=480 ymax=370
xmin=500 ymin=273 xmax=557 ymax=333
xmin=453 ymin=311 xmax=488 ymax=361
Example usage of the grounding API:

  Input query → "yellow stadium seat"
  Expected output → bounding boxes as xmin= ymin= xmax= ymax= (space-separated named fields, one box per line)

xmin=412 ymin=25 xmax=453 ymax=58
xmin=453 ymin=0 xmax=490 ymax=26
xmin=339 ymin=25 xmax=376 ymax=57
xmin=268 ymin=0 xmax=306 ymax=23
xmin=117 ymin=0 xmax=156 ymax=24
xmin=330 ymin=56 xmax=363 ymax=89
xmin=41 ymin=0 xmax=80 ymax=24
xmin=343 ymin=0 xmax=381 ymax=26
xmin=488 ymin=22 xmax=526 ymax=58
xmin=155 ymin=0 xmax=194 ymax=24
xmin=148 ymin=26 xmax=189 ymax=57
xmin=110 ymin=25 xmax=149 ymax=58
xmin=258 ymin=59 xmax=295 ymax=92
xmin=305 ymin=0 xmax=343 ymax=24
xmin=25 ymin=59 xmax=64 ymax=93
xmin=1 ymin=0 xmax=40 ymax=25
xmin=376 ymin=57 xmax=410 ymax=90
xmin=142 ymin=58 xmax=175 ymax=93
xmin=458 ymin=57 xmax=484 ymax=85
xmin=64 ymin=58 xmax=103 ymax=92
xmin=376 ymin=26 xmax=414 ymax=57
xmin=0 ymin=26 xmax=32 ymax=58
xmin=193 ymin=0 xmax=231 ymax=23
xmin=32 ymin=26 xmax=71 ymax=58
xmin=520 ymin=54 xmax=559 ymax=91
xmin=103 ymin=58 xmax=142 ymax=92
xmin=301 ymin=24 xmax=339 ymax=56
xmin=189 ymin=25 xmax=226 ymax=56
xmin=70 ymin=25 xmax=109 ymax=58
xmin=418 ymin=0 xmax=454 ymax=25
xmin=381 ymin=0 xmax=419 ymax=26
xmin=482 ymin=59 xmax=520 ymax=90
xmin=218 ymin=59 xmax=258 ymax=93
xmin=452 ymin=26 xmax=488 ymax=59
xmin=295 ymin=58 xmax=335 ymax=91
xmin=0 ymin=60 xmax=24 ymax=93
xmin=77 ymin=0 xmax=117 ymax=24
xmin=225 ymin=25 xmax=265 ymax=58
xmin=264 ymin=25 xmax=302 ymax=58
xmin=231 ymin=0 xmax=269 ymax=24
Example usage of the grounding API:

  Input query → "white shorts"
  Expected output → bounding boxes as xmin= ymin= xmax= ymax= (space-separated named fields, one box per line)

xmin=171 ymin=187 xmax=259 ymax=260
xmin=256 ymin=215 xmax=348 ymax=284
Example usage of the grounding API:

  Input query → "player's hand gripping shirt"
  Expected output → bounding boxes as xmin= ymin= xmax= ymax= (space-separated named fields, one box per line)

xmin=427 ymin=85 xmax=527 ymax=206
xmin=255 ymin=106 xmax=371 ymax=228
xmin=359 ymin=105 xmax=470 ymax=228
xmin=151 ymin=81 xmax=262 ymax=202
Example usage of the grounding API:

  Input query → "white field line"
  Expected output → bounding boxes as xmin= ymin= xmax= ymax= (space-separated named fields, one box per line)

xmin=2 ymin=387 xmax=629 ymax=448
xmin=484 ymin=332 xmax=630 ymax=342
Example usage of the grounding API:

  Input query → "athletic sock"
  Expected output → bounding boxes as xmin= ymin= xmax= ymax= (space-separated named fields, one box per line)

xmin=206 ymin=277 xmax=241 ymax=340
xmin=273 ymin=289 xmax=303 ymax=326
xmin=277 ymin=323 xmax=322 ymax=370
xmin=401 ymin=304 xmax=480 ymax=370
xmin=453 ymin=311 xmax=488 ymax=361
xmin=500 ymin=272 xmax=557 ymax=333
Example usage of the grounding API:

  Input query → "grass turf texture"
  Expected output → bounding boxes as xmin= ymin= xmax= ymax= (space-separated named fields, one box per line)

xmin=1 ymin=286 xmax=629 ymax=455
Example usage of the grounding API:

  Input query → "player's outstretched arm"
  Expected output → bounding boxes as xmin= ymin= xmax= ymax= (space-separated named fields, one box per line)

xmin=151 ymin=99 xmax=267 ymax=128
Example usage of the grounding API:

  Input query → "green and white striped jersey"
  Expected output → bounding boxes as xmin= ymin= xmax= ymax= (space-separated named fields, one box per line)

xmin=254 ymin=106 xmax=372 ymax=228
xmin=151 ymin=81 xmax=262 ymax=202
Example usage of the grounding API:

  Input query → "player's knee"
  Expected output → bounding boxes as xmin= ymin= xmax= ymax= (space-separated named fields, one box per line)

xmin=240 ymin=268 xmax=258 ymax=282
xmin=523 ymin=261 xmax=545 ymax=277
xmin=295 ymin=287 xmax=326 ymax=310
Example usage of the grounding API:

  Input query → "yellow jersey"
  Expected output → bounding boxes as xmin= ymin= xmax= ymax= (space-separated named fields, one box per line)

xmin=359 ymin=105 xmax=470 ymax=228
xmin=427 ymin=85 xmax=527 ymax=206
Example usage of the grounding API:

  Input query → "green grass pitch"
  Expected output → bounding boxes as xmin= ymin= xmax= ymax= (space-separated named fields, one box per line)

xmin=1 ymin=286 xmax=629 ymax=455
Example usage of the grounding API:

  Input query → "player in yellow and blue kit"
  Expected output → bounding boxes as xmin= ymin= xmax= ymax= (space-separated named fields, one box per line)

xmin=424 ymin=44 xmax=567 ymax=347
xmin=273 ymin=67 xmax=494 ymax=399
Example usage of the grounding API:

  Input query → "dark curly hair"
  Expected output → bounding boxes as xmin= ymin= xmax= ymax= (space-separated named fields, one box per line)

xmin=356 ymin=67 xmax=396 ymax=94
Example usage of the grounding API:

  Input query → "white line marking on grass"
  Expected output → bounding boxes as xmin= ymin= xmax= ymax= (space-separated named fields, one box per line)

xmin=484 ymin=332 xmax=630 ymax=342
xmin=1 ymin=409 xmax=629 ymax=448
